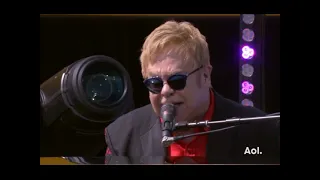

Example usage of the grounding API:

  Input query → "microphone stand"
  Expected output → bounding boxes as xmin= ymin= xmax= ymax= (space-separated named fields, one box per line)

xmin=162 ymin=113 xmax=280 ymax=147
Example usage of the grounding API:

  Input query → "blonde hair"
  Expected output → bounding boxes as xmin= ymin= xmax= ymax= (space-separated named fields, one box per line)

xmin=140 ymin=20 xmax=210 ymax=78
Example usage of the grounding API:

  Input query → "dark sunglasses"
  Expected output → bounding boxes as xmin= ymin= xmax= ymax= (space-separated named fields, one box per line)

xmin=143 ymin=65 xmax=203 ymax=94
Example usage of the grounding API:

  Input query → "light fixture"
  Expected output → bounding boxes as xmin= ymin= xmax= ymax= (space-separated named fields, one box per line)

xmin=242 ymin=14 xmax=255 ymax=25
xmin=241 ymin=45 xmax=255 ymax=60
xmin=239 ymin=14 xmax=267 ymax=109
xmin=241 ymin=64 xmax=254 ymax=77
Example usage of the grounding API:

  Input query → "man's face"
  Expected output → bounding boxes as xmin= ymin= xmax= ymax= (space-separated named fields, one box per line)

xmin=146 ymin=53 xmax=210 ymax=123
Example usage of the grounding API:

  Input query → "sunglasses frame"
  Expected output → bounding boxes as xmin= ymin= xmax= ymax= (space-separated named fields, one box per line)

xmin=143 ymin=65 xmax=204 ymax=94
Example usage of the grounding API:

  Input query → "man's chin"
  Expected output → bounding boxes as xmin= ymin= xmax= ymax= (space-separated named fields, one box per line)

xmin=174 ymin=115 xmax=189 ymax=124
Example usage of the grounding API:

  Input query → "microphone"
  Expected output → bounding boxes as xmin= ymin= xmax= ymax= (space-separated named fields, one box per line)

xmin=162 ymin=113 xmax=280 ymax=146
xmin=160 ymin=104 xmax=176 ymax=148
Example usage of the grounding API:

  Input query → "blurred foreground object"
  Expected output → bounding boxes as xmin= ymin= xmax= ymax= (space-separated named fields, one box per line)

xmin=40 ymin=55 xmax=134 ymax=159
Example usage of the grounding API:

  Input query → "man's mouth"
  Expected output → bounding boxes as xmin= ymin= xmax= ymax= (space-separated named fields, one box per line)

xmin=173 ymin=102 xmax=183 ymax=107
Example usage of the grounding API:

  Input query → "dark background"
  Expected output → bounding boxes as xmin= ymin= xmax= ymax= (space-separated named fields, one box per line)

xmin=40 ymin=15 xmax=280 ymax=113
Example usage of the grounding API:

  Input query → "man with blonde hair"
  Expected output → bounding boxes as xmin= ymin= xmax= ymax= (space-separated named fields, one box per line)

xmin=104 ymin=20 xmax=280 ymax=164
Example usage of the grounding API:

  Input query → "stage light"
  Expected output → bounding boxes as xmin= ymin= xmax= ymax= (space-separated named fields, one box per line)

xmin=242 ymin=81 xmax=254 ymax=95
xmin=241 ymin=98 xmax=254 ymax=107
xmin=239 ymin=14 xmax=265 ymax=109
xmin=40 ymin=55 xmax=134 ymax=157
xmin=242 ymin=45 xmax=255 ymax=59
xmin=242 ymin=28 xmax=255 ymax=42
xmin=241 ymin=64 xmax=254 ymax=77
xmin=242 ymin=14 xmax=255 ymax=24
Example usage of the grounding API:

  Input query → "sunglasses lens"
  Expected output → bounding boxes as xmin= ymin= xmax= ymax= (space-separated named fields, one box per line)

xmin=168 ymin=75 xmax=187 ymax=90
xmin=144 ymin=78 xmax=163 ymax=93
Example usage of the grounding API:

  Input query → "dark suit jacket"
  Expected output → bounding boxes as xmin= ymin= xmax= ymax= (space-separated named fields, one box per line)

xmin=105 ymin=91 xmax=280 ymax=164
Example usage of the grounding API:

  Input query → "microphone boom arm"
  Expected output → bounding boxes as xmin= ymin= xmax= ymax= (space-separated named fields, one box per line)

xmin=162 ymin=125 xmax=236 ymax=147
xmin=174 ymin=115 xmax=280 ymax=130
xmin=162 ymin=114 xmax=280 ymax=147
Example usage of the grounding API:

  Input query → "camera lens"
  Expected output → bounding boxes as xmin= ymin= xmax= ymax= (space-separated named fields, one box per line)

xmin=82 ymin=62 xmax=125 ymax=107
xmin=85 ymin=74 xmax=113 ymax=101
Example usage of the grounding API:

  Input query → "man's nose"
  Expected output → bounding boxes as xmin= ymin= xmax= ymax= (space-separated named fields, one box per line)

xmin=161 ymin=82 xmax=174 ymax=97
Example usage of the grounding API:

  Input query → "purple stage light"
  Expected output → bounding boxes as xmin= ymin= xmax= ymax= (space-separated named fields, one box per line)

xmin=242 ymin=81 xmax=249 ymax=88
xmin=241 ymin=46 xmax=255 ymax=59
xmin=242 ymin=87 xmax=249 ymax=94
xmin=248 ymin=84 xmax=254 ymax=91
xmin=241 ymin=81 xmax=254 ymax=95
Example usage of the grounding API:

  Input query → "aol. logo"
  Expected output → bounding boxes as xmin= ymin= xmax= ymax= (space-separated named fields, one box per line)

xmin=244 ymin=147 xmax=262 ymax=155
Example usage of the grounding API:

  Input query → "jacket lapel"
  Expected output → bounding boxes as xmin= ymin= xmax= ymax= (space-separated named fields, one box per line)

xmin=206 ymin=91 xmax=239 ymax=164
xmin=139 ymin=112 xmax=165 ymax=164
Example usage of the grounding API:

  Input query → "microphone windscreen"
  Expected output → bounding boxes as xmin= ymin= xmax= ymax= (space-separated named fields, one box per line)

xmin=160 ymin=103 xmax=176 ymax=117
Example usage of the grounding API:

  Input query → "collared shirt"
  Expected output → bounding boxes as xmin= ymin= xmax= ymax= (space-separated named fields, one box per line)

xmin=166 ymin=90 xmax=214 ymax=164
